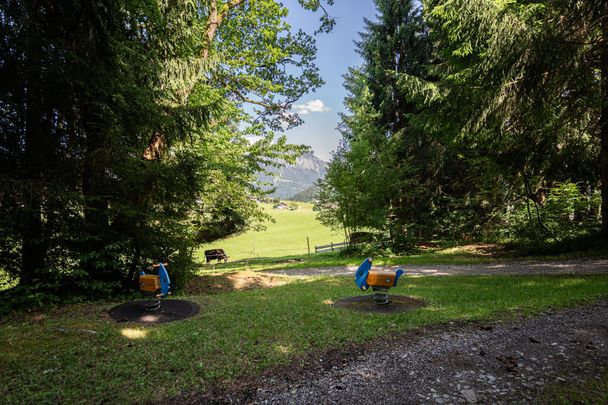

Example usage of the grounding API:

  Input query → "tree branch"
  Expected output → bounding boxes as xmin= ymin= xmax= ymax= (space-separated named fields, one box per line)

xmin=203 ymin=0 xmax=247 ymax=58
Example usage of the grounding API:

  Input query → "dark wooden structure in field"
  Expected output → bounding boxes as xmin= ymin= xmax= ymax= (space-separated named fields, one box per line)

xmin=204 ymin=249 xmax=228 ymax=263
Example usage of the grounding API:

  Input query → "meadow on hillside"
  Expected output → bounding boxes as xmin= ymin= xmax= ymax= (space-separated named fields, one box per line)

xmin=200 ymin=202 xmax=344 ymax=261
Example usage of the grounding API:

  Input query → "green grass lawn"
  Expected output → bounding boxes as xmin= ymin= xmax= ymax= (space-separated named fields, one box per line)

xmin=196 ymin=241 xmax=608 ymax=275
xmin=198 ymin=249 xmax=496 ymax=275
xmin=2 ymin=274 xmax=608 ymax=403
xmin=198 ymin=202 xmax=343 ymax=261
xmin=542 ymin=369 xmax=608 ymax=405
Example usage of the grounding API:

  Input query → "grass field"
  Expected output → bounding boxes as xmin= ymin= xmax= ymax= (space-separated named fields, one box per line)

xmin=196 ymin=242 xmax=608 ymax=276
xmin=2 ymin=274 xmax=608 ymax=403
xmin=199 ymin=202 xmax=343 ymax=261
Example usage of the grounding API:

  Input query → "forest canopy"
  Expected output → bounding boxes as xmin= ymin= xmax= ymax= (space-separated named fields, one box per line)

xmin=0 ymin=0 xmax=333 ymax=303
xmin=316 ymin=0 xmax=607 ymax=250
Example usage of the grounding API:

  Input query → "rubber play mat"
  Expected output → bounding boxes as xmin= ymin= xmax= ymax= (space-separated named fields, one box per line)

xmin=109 ymin=299 xmax=200 ymax=324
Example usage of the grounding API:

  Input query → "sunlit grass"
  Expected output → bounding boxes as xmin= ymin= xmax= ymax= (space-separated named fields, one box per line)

xmin=541 ymin=368 xmax=608 ymax=404
xmin=198 ymin=202 xmax=343 ymax=261
xmin=2 ymin=274 xmax=608 ymax=403
xmin=120 ymin=328 xmax=149 ymax=340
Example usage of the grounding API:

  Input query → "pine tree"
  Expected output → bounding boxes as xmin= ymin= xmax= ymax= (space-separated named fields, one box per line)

xmin=424 ymin=0 xmax=605 ymax=239
xmin=317 ymin=0 xmax=438 ymax=249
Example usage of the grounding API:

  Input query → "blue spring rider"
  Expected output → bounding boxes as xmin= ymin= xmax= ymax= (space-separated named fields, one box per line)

xmin=355 ymin=258 xmax=405 ymax=305
xmin=138 ymin=262 xmax=171 ymax=311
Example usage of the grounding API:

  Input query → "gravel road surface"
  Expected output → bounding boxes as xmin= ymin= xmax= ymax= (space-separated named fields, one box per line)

xmin=263 ymin=258 xmax=608 ymax=278
xmin=226 ymin=301 xmax=608 ymax=404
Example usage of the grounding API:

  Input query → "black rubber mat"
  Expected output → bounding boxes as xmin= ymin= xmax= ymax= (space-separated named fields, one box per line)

xmin=109 ymin=299 xmax=200 ymax=324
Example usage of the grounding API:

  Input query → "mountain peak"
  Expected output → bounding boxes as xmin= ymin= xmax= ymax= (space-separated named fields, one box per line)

xmin=294 ymin=152 xmax=328 ymax=172
xmin=258 ymin=152 xmax=328 ymax=199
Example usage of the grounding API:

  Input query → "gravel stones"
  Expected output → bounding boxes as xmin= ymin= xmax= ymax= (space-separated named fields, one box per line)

xmin=262 ymin=258 xmax=608 ymax=278
xmin=222 ymin=301 xmax=608 ymax=404
xmin=460 ymin=388 xmax=478 ymax=403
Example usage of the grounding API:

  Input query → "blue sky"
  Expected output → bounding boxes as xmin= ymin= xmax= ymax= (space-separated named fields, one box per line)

xmin=282 ymin=0 xmax=378 ymax=161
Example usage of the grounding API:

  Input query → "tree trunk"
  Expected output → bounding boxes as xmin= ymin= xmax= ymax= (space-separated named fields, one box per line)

xmin=601 ymin=8 xmax=608 ymax=238
xmin=20 ymin=20 xmax=47 ymax=286
xmin=21 ymin=87 xmax=46 ymax=284
xmin=81 ymin=101 xmax=111 ymax=281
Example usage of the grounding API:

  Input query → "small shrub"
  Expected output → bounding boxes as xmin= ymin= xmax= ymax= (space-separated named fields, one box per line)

xmin=502 ymin=182 xmax=601 ymax=244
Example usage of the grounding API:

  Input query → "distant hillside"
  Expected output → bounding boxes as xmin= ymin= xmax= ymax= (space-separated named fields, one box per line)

xmin=259 ymin=152 xmax=328 ymax=199
xmin=289 ymin=184 xmax=320 ymax=202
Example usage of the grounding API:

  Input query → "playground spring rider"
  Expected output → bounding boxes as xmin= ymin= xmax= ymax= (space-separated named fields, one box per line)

xmin=139 ymin=262 xmax=170 ymax=311
xmin=355 ymin=258 xmax=404 ymax=305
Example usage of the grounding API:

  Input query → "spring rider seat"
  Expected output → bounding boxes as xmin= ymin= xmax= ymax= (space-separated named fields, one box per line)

xmin=139 ymin=262 xmax=170 ymax=312
xmin=354 ymin=258 xmax=404 ymax=305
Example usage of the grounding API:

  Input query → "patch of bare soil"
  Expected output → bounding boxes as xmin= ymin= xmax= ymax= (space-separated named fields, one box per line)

xmin=184 ymin=271 xmax=290 ymax=295
xmin=164 ymin=300 xmax=608 ymax=404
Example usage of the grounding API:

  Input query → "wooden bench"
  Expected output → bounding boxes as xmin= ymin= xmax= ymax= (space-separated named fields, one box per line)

xmin=204 ymin=249 xmax=228 ymax=263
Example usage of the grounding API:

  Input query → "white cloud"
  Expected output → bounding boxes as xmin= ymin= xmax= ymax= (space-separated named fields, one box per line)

xmin=292 ymin=99 xmax=330 ymax=115
xmin=245 ymin=135 xmax=263 ymax=144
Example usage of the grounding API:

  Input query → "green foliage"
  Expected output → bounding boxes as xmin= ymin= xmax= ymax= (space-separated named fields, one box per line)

xmin=319 ymin=0 xmax=605 ymax=252
xmin=503 ymin=182 xmax=602 ymax=243
xmin=0 ymin=0 xmax=334 ymax=305
xmin=422 ymin=0 xmax=604 ymax=235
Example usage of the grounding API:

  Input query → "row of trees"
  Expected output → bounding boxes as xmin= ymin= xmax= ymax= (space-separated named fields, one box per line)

xmin=0 ymin=0 xmax=333 ymax=301
xmin=317 ymin=0 xmax=607 ymax=250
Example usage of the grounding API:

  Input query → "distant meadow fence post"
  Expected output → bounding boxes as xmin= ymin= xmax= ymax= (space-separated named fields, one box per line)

xmin=307 ymin=236 xmax=310 ymax=257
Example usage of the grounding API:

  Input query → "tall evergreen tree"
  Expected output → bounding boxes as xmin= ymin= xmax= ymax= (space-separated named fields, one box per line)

xmin=319 ymin=0 xmax=604 ymax=248
xmin=318 ymin=0 xmax=439 ymax=248
xmin=0 ymin=0 xmax=333 ymax=301
xmin=423 ymin=0 xmax=605 ymax=239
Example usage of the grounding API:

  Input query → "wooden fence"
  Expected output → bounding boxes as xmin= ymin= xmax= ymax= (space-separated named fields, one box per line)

xmin=314 ymin=241 xmax=348 ymax=254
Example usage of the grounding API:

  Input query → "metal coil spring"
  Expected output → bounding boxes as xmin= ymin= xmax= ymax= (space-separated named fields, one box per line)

xmin=372 ymin=287 xmax=390 ymax=305
xmin=144 ymin=299 xmax=161 ymax=312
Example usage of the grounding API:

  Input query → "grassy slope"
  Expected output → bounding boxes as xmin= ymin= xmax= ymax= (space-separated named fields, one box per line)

xmin=2 ymin=274 xmax=608 ymax=403
xmin=199 ymin=202 xmax=343 ymax=261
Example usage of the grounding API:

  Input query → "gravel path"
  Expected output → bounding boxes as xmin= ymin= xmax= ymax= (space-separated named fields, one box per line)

xmin=263 ymin=258 xmax=608 ymax=278
xmin=229 ymin=301 xmax=608 ymax=404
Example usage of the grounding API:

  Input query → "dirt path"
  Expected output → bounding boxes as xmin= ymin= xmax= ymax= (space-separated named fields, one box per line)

xmin=220 ymin=301 xmax=608 ymax=404
xmin=263 ymin=258 xmax=608 ymax=278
